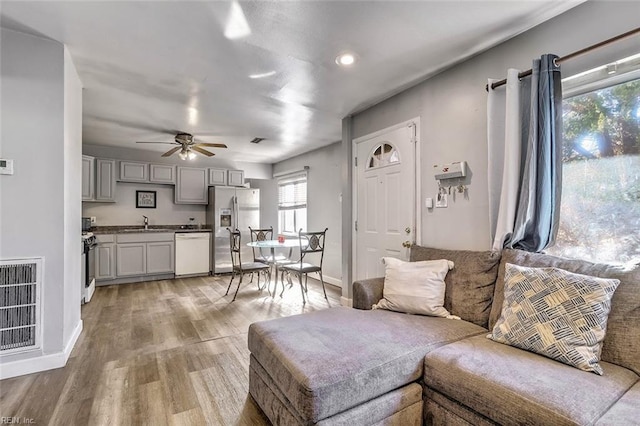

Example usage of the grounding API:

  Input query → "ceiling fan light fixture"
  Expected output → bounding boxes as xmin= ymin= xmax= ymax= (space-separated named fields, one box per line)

xmin=178 ymin=150 xmax=188 ymax=160
xmin=187 ymin=151 xmax=197 ymax=160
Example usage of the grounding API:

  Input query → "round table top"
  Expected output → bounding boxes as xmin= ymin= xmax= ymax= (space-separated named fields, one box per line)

xmin=247 ymin=239 xmax=302 ymax=248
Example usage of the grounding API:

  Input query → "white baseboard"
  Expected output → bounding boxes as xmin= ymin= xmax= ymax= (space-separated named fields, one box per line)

xmin=307 ymin=272 xmax=342 ymax=288
xmin=340 ymin=297 xmax=353 ymax=307
xmin=0 ymin=320 xmax=83 ymax=380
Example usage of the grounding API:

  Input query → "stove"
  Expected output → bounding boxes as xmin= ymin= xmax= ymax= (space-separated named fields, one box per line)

xmin=81 ymin=232 xmax=97 ymax=303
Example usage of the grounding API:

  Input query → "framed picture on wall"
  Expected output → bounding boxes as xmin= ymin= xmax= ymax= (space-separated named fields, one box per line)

xmin=136 ymin=190 xmax=156 ymax=208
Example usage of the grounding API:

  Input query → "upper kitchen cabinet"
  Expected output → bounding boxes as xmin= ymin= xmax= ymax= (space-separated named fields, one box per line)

xmin=175 ymin=166 xmax=208 ymax=204
xmin=120 ymin=161 xmax=148 ymax=182
xmin=228 ymin=170 xmax=245 ymax=187
xmin=82 ymin=156 xmax=116 ymax=202
xmin=208 ymin=167 xmax=227 ymax=186
xmin=150 ymin=164 xmax=176 ymax=184
xmin=82 ymin=155 xmax=95 ymax=201
xmin=95 ymin=159 xmax=117 ymax=202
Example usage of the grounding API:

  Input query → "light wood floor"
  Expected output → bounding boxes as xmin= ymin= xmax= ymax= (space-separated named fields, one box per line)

xmin=1 ymin=274 xmax=341 ymax=425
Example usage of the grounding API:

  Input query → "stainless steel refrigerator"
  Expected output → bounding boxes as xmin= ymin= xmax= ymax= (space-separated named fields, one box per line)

xmin=206 ymin=186 xmax=260 ymax=274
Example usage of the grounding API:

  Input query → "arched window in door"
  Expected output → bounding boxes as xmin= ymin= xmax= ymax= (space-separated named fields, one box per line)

xmin=367 ymin=142 xmax=400 ymax=169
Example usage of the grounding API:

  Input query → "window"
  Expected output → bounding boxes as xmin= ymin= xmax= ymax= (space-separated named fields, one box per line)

xmin=367 ymin=142 xmax=400 ymax=169
xmin=547 ymin=76 xmax=640 ymax=264
xmin=278 ymin=172 xmax=307 ymax=235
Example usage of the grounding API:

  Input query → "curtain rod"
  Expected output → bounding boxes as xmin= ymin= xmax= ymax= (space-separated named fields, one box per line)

xmin=486 ymin=26 xmax=640 ymax=92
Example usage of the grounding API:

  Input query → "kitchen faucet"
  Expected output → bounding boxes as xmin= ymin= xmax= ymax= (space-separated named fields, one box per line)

xmin=143 ymin=215 xmax=149 ymax=230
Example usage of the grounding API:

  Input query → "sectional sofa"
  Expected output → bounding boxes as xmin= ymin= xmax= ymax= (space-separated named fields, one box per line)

xmin=247 ymin=246 xmax=640 ymax=425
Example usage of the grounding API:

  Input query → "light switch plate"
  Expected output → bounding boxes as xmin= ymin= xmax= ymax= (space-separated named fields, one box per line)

xmin=0 ymin=159 xmax=14 ymax=175
xmin=425 ymin=197 xmax=433 ymax=209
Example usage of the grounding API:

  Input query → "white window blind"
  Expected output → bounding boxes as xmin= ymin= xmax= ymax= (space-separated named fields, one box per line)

xmin=278 ymin=172 xmax=307 ymax=210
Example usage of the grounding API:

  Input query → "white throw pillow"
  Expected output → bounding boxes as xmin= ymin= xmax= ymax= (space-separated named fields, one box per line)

xmin=373 ymin=257 xmax=454 ymax=317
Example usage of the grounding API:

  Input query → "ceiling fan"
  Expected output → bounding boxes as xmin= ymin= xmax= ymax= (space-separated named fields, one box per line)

xmin=136 ymin=132 xmax=227 ymax=160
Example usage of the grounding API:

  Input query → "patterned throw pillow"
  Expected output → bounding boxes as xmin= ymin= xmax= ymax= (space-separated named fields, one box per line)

xmin=488 ymin=263 xmax=619 ymax=375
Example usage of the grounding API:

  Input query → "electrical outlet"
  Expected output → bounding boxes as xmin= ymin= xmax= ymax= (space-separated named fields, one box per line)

xmin=90 ymin=216 xmax=97 ymax=224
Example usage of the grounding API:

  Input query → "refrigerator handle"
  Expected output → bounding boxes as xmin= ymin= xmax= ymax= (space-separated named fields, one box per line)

xmin=233 ymin=195 xmax=238 ymax=230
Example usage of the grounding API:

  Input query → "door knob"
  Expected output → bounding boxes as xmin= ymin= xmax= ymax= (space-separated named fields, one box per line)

xmin=402 ymin=241 xmax=412 ymax=248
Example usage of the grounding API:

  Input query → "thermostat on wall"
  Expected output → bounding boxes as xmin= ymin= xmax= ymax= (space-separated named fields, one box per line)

xmin=0 ymin=159 xmax=14 ymax=175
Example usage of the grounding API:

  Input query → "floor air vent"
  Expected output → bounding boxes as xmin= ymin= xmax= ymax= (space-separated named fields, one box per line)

xmin=0 ymin=258 xmax=42 ymax=353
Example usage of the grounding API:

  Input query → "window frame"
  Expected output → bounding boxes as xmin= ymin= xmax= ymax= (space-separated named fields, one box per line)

xmin=549 ymin=60 xmax=640 ymax=265
xmin=277 ymin=172 xmax=308 ymax=236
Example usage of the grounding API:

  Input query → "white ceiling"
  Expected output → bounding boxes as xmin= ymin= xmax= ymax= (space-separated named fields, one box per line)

xmin=1 ymin=1 xmax=582 ymax=164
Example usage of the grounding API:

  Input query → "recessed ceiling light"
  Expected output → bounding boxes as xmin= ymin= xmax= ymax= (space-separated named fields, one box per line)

xmin=335 ymin=53 xmax=356 ymax=67
xmin=249 ymin=71 xmax=276 ymax=79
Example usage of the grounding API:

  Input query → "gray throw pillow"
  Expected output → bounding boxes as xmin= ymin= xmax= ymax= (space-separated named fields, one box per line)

xmin=489 ymin=263 xmax=619 ymax=375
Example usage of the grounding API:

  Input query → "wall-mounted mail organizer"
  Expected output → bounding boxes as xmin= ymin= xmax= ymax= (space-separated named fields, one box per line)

xmin=432 ymin=161 xmax=468 ymax=208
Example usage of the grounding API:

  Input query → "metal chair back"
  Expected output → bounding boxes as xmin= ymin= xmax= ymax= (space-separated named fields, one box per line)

xmin=228 ymin=228 xmax=242 ymax=269
xmin=298 ymin=228 xmax=328 ymax=268
xmin=249 ymin=226 xmax=274 ymax=262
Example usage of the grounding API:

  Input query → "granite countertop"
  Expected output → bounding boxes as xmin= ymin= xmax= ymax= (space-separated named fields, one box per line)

xmin=91 ymin=225 xmax=213 ymax=235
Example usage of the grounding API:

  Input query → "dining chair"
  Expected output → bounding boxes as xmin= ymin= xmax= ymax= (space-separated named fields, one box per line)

xmin=248 ymin=226 xmax=274 ymax=264
xmin=225 ymin=228 xmax=271 ymax=301
xmin=280 ymin=228 xmax=328 ymax=304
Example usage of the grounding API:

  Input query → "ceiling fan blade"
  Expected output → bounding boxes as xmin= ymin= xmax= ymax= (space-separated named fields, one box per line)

xmin=194 ymin=142 xmax=228 ymax=148
xmin=136 ymin=141 xmax=178 ymax=144
xmin=161 ymin=146 xmax=182 ymax=157
xmin=192 ymin=146 xmax=215 ymax=157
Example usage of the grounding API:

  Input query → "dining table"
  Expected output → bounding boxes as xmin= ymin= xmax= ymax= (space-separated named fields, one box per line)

xmin=247 ymin=239 xmax=306 ymax=296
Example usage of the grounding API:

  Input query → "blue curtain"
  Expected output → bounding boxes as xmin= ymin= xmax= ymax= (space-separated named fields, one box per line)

xmin=506 ymin=54 xmax=563 ymax=252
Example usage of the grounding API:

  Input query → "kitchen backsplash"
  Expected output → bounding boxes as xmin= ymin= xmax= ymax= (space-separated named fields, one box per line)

xmin=82 ymin=182 xmax=206 ymax=226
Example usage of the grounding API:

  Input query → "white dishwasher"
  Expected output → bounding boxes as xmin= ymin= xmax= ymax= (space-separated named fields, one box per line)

xmin=175 ymin=232 xmax=211 ymax=276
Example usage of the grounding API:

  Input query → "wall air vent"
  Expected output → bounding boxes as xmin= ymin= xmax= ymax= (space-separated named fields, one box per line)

xmin=0 ymin=258 xmax=42 ymax=354
xmin=250 ymin=137 xmax=265 ymax=144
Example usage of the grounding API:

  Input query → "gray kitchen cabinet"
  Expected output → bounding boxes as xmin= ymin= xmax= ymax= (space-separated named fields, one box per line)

xmin=120 ymin=161 xmax=148 ymax=182
xmin=228 ymin=169 xmax=245 ymax=187
xmin=150 ymin=164 xmax=175 ymax=184
xmin=146 ymin=241 xmax=175 ymax=274
xmin=208 ymin=167 xmax=227 ymax=186
xmin=116 ymin=242 xmax=147 ymax=276
xmin=95 ymin=159 xmax=117 ymax=202
xmin=82 ymin=155 xmax=95 ymax=201
xmin=175 ymin=166 xmax=208 ymax=204
xmin=95 ymin=241 xmax=116 ymax=280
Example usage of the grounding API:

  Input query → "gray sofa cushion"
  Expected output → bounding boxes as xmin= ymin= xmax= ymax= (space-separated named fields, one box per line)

xmin=410 ymin=246 xmax=501 ymax=328
xmin=489 ymin=249 xmax=640 ymax=375
xmin=596 ymin=381 xmax=640 ymax=425
xmin=248 ymin=307 xmax=485 ymax=423
xmin=424 ymin=335 xmax=638 ymax=425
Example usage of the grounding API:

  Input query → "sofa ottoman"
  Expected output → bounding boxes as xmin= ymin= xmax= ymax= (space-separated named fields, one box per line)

xmin=248 ymin=307 xmax=485 ymax=425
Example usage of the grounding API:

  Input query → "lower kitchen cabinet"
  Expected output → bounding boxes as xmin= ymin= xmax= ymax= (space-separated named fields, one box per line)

xmin=116 ymin=243 xmax=147 ymax=276
xmin=95 ymin=241 xmax=116 ymax=280
xmin=146 ymin=241 xmax=175 ymax=274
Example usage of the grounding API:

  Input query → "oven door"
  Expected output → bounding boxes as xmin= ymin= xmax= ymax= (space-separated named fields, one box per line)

xmin=87 ymin=245 xmax=96 ymax=286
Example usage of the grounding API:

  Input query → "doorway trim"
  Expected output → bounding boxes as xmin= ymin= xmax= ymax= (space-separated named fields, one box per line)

xmin=351 ymin=117 xmax=421 ymax=281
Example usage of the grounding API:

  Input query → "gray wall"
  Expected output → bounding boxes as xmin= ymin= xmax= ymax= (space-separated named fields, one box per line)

xmin=63 ymin=47 xmax=83 ymax=345
xmin=350 ymin=2 xmax=640 ymax=255
xmin=273 ymin=142 xmax=342 ymax=284
xmin=0 ymin=29 xmax=82 ymax=363
xmin=83 ymin=144 xmax=273 ymax=179
xmin=248 ymin=178 xmax=279 ymax=230
xmin=83 ymin=183 xmax=206 ymax=226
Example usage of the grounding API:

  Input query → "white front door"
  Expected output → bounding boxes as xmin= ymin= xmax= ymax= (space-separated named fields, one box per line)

xmin=354 ymin=120 xmax=418 ymax=280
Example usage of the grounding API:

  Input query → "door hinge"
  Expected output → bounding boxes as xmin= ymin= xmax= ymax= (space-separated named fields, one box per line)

xmin=355 ymin=157 xmax=358 ymax=167
xmin=355 ymin=220 xmax=358 ymax=231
